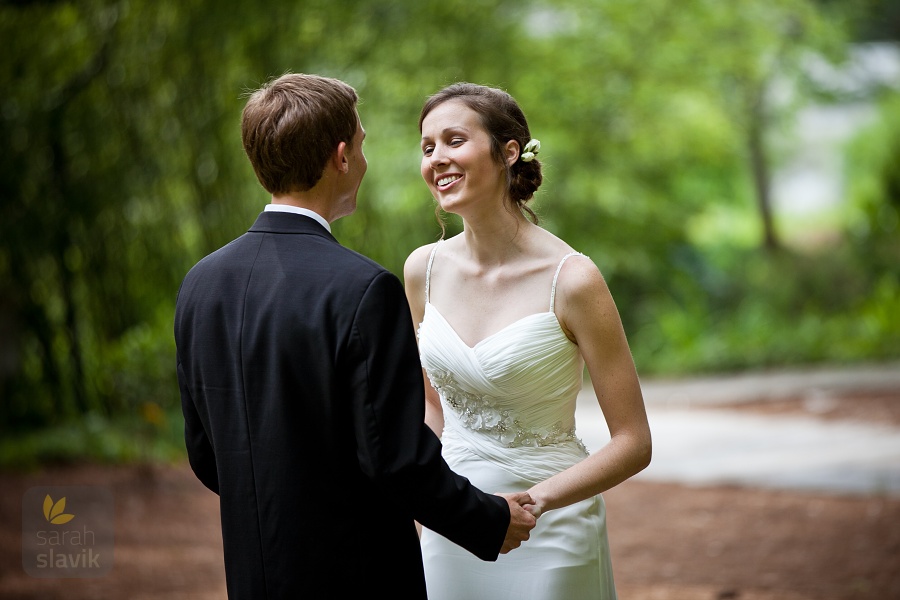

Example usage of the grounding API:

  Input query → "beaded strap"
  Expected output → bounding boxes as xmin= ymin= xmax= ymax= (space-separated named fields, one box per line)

xmin=424 ymin=239 xmax=444 ymax=303
xmin=550 ymin=252 xmax=585 ymax=312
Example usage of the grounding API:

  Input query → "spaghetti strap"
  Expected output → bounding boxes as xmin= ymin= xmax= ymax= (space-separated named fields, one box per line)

xmin=550 ymin=252 xmax=585 ymax=313
xmin=424 ymin=240 xmax=443 ymax=303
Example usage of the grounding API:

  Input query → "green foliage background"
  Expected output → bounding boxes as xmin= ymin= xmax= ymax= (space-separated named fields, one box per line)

xmin=1 ymin=0 xmax=898 ymax=463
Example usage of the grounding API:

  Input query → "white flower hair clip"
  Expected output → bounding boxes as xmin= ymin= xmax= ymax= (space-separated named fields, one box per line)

xmin=520 ymin=139 xmax=541 ymax=162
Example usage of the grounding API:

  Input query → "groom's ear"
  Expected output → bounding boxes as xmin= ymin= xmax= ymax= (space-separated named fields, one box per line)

xmin=332 ymin=142 xmax=349 ymax=174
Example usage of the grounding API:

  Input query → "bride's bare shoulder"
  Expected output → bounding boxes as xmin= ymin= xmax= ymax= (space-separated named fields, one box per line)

xmin=404 ymin=240 xmax=449 ymax=289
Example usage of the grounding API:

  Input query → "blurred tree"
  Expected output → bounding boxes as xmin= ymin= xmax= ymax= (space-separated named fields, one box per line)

xmin=1 ymin=0 xmax=121 ymax=425
xmin=835 ymin=0 xmax=900 ymax=41
xmin=0 ymin=0 xmax=891 ymax=439
xmin=0 ymin=0 xmax=527 ymax=432
xmin=0 ymin=0 xmax=274 ymax=428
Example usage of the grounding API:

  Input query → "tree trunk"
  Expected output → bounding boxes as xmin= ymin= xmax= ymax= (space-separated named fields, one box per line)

xmin=747 ymin=83 xmax=780 ymax=253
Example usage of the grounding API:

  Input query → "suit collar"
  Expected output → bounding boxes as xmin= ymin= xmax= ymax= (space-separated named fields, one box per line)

xmin=264 ymin=204 xmax=331 ymax=232
xmin=248 ymin=211 xmax=339 ymax=243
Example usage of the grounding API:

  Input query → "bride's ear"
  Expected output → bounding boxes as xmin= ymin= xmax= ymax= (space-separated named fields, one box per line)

xmin=504 ymin=140 xmax=519 ymax=167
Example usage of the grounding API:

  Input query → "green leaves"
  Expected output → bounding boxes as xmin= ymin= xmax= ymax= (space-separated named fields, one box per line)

xmin=1 ymin=0 xmax=894 ymax=436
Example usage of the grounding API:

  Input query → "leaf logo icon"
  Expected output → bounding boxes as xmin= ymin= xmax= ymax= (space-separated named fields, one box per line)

xmin=42 ymin=494 xmax=75 ymax=525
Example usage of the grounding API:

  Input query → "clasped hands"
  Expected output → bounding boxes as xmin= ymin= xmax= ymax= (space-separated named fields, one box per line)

xmin=495 ymin=492 xmax=544 ymax=554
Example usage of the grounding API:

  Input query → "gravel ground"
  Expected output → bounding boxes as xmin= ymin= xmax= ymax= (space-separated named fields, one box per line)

xmin=1 ymin=390 xmax=898 ymax=600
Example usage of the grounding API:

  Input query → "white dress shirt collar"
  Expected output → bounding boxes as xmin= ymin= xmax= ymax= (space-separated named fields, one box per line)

xmin=264 ymin=204 xmax=331 ymax=233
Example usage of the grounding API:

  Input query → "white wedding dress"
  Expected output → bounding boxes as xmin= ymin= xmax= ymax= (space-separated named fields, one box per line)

xmin=418 ymin=242 xmax=617 ymax=600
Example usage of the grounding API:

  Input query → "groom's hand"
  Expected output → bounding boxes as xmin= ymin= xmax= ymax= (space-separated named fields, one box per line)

xmin=496 ymin=492 xmax=537 ymax=554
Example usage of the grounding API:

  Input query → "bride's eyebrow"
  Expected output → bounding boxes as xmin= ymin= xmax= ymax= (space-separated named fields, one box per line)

xmin=441 ymin=126 xmax=470 ymax=135
xmin=421 ymin=126 xmax=471 ymax=142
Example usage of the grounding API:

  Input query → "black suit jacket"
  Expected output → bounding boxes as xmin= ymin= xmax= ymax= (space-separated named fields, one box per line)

xmin=175 ymin=211 xmax=509 ymax=599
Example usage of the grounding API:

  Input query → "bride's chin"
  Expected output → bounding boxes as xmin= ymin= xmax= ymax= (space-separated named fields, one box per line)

xmin=435 ymin=195 xmax=464 ymax=213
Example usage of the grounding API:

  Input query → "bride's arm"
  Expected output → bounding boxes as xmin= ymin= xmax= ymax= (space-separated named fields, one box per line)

xmin=422 ymin=370 xmax=445 ymax=438
xmin=526 ymin=257 xmax=651 ymax=517
xmin=403 ymin=245 xmax=445 ymax=439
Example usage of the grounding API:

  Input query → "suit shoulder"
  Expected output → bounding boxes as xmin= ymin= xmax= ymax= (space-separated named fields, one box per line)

xmin=179 ymin=234 xmax=252 ymax=283
xmin=329 ymin=243 xmax=396 ymax=280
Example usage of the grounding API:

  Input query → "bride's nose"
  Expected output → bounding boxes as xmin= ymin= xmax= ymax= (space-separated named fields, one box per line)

xmin=429 ymin=146 xmax=449 ymax=168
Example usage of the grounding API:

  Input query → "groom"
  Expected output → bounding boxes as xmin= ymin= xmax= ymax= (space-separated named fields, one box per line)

xmin=174 ymin=73 xmax=536 ymax=599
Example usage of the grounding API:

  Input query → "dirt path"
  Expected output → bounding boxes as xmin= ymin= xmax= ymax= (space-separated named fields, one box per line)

xmin=1 ymin=393 xmax=899 ymax=599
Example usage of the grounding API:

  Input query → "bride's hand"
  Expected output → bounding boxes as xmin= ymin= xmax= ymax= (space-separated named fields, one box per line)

xmin=498 ymin=491 xmax=543 ymax=519
xmin=495 ymin=492 xmax=537 ymax=553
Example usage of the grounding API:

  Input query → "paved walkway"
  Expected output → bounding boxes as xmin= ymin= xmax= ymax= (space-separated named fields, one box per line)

xmin=575 ymin=361 xmax=900 ymax=496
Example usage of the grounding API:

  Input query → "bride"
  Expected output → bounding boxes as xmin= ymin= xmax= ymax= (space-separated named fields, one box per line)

xmin=404 ymin=82 xmax=652 ymax=599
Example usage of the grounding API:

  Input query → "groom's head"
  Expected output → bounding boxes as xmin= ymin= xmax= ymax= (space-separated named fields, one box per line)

xmin=241 ymin=73 xmax=359 ymax=195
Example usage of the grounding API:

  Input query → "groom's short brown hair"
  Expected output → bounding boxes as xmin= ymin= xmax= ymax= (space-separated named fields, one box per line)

xmin=241 ymin=73 xmax=359 ymax=194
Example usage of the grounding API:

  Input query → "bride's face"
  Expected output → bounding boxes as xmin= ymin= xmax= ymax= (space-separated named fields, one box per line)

xmin=419 ymin=100 xmax=511 ymax=217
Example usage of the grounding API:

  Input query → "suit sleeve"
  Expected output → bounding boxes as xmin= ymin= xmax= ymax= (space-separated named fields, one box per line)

xmin=177 ymin=355 xmax=220 ymax=495
xmin=175 ymin=279 xmax=220 ymax=496
xmin=348 ymin=271 xmax=509 ymax=561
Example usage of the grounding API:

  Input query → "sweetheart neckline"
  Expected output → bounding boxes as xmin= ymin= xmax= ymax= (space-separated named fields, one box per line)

xmin=424 ymin=302 xmax=572 ymax=350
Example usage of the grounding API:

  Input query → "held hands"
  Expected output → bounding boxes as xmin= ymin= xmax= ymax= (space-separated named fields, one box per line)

xmin=495 ymin=492 xmax=539 ymax=554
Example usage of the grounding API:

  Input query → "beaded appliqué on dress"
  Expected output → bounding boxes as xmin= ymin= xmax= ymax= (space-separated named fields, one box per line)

xmin=427 ymin=368 xmax=587 ymax=452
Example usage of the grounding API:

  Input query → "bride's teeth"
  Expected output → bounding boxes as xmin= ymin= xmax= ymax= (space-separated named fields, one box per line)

xmin=438 ymin=176 xmax=459 ymax=186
